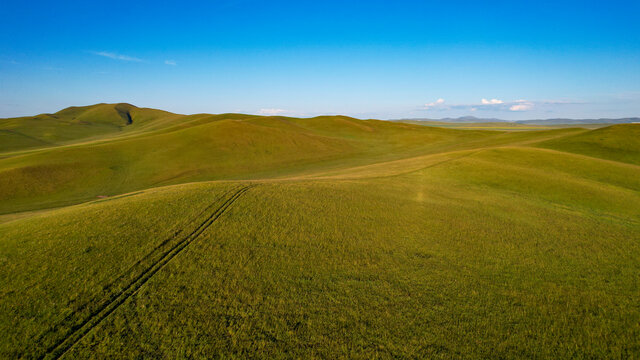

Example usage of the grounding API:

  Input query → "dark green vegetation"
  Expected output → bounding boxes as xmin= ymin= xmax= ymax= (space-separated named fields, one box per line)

xmin=1 ymin=104 xmax=639 ymax=358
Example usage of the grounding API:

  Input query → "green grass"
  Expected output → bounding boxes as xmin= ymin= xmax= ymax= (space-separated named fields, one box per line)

xmin=0 ymin=105 xmax=585 ymax=215
xmin=537 ymin=123 xmax=640 ymax=165
xmin=0 ymin=103 xmax=178 ymax=153
xmin=0 ymin=104 xmax=638 ymax=358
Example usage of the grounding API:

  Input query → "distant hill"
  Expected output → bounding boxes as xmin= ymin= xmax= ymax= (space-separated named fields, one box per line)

xmin=518 ymin=118 xmax=640 ymax=125
xmin=397 ymin=116 xmax=508 ymax=123
xmin=0 ymin=103 xmax=178 ymax=152
xmin=0 ymin=103 xmax=493 ymax=213
xmin=397 ymin=116 xmax=640 ymax=125
xmin=2 ymin=103 xmax=639 ymax=215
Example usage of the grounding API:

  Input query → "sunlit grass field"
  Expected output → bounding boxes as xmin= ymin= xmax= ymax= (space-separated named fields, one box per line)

xmin=1 ymin=104 xmax=638 ymax=358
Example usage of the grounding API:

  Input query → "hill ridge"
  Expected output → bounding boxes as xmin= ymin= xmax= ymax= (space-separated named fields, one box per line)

xmin=1 ymin=104 xmax=638 ymax=215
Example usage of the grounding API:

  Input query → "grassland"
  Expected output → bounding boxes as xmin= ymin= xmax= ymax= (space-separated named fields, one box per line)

xmin=0 ymin=104 xmax=638 ymax=358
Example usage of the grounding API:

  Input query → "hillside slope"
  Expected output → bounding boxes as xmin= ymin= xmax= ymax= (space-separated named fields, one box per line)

xmin=1 ymin=144 xmax=638 ymax=358
xmin=3 ymin=105 xmax=570 ymax=214
xmin=4 ymin=104 xmax=633 ymax=215
xmin=0 ymin=103 xmax=177 ymax=153
xmin=537 ymin=124 xmax=640 ymax=165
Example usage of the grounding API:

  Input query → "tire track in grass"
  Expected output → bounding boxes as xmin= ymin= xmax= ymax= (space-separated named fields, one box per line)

xmin=36 ymin=185 xmax=254 ymax=360
xmin=26 ymin=186 xmax=241 ymax=356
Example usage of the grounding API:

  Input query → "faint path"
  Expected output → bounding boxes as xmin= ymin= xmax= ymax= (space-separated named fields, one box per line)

xmin=28 ymin=185 xmax=254 ymax=360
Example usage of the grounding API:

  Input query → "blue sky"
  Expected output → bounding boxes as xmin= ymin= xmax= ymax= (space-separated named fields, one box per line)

xmin=1 ymin=0 xmax=639 ymax=119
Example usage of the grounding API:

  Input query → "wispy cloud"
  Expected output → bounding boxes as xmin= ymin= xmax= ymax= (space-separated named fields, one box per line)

xmin=422 ymin=98 xmax=577 ymax=112
xmin=424 ymin=98 xmax=445 ymax=110
xmin=509 ymin=100 xmax=534 ymax=111
xmin=258 ymin=108 xmax=287 ymax=115
xmin=481 ymin=98 xmax=504 ymax=105
xmin=164 ymin=60 xmax=177 ymax=66
xmin=91 ymin=51 xmax=143 ymax=62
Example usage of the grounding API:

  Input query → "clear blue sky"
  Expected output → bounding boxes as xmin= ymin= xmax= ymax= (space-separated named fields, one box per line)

xmin=1 ymin=0 xmax=639 ymax=119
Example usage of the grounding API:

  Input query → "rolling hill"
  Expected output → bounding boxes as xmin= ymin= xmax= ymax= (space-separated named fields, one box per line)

xmin=537 ymin=123 xmax=640 ymax=165
xmin=1 ymin=103 xmax=573 ymax=215
xmin=0 ymin=104 xmax=638 ymax=358
xmin=0 ymin=103 xmax=180 ymax=153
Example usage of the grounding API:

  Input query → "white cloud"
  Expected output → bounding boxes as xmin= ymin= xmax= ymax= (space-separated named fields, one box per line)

xmin=92 ymin=51 xmax=143 ymax=62
xmin=509 ymin=104 xmax=533 ymax=111
xmin=424 ymin=98 xmax=446 ymax=110
xmin=165 ymin=60 xmax=177 ymax=66
xmin=509 ymin=99 xmax=534 ymax=111
xmin=423 ymin=98 xmax=541 ymax=112
xmin=258 ymin=108 xmax=287 ymax=115
xmin=420 ymin=97 xmax=588 ymax=114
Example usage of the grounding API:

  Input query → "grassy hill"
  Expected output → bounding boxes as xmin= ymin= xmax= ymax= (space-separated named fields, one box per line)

xmin=537 ymin=123 xmax=640 ymax=165
xmin=0 ymin=104 xmax=638 ymax=358
xmin=2 ymin=104 xmax=570 ymax=215
xmin=0 ymin=103 xmax=179 ymax=153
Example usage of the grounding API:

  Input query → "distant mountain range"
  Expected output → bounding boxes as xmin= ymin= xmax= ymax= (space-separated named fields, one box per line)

xmin=396 ymin=116 xmax=640 ymax=125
